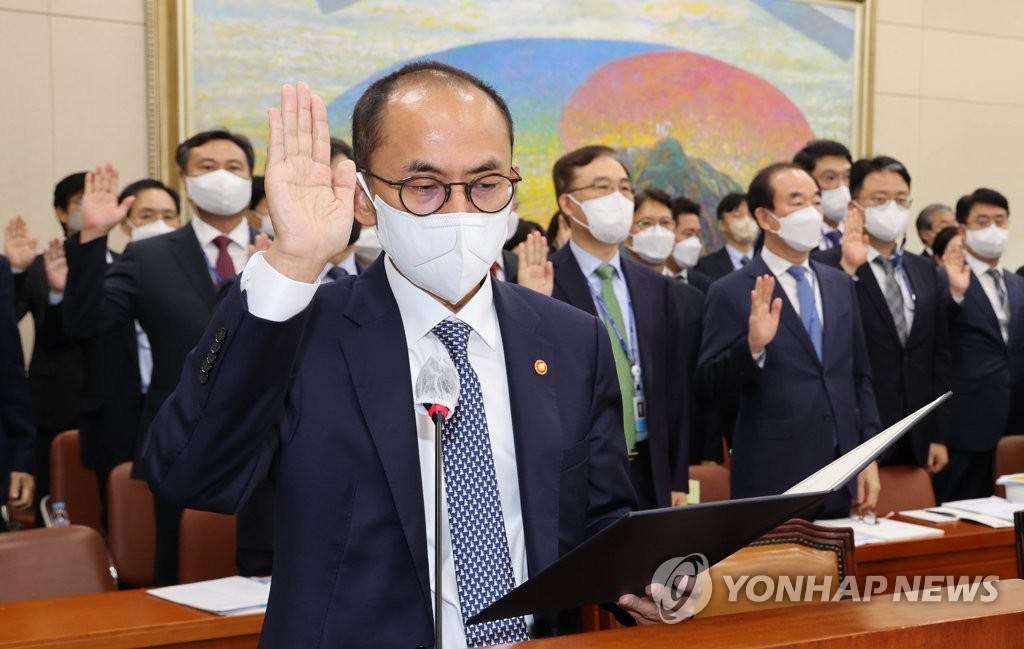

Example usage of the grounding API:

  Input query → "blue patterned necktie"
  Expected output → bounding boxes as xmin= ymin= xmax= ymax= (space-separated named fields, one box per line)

xmin=786 ymin=265 xmax=823 ymax=361
xmin=324 ymin=265 xmax=348 ymax=281
xmin=824 ymin=230 xmax=842 ymax=248
xmin=432 ymin=318 xmax=529 ymax=647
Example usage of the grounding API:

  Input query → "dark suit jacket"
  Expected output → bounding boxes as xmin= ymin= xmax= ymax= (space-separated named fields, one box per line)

xmin=12 ymin=255 xmax=83 ymax=434
xmin=697 ymin=255 xmax=881 ymax=499
xmin=682 ymin=268 xmax=713 ymax=294
xmin=694 ymin=247 xmax=737 ymax=281
xmin=63 ymin=224 xmax=256 ymax=473
xmin=502 ymin=248 xmax=519 ymax=284
xmin=947 ymin=268 xmax=1024 ymax=452
xmin=815 ymin=248 xmax=951 ymax=465
xmin=140 ymin=258 xmax=636 ymax=647
xmin=550 ymin=246 xmax=696 ymax=503
xmin=0 ymin=256 xmax=36 ymax=498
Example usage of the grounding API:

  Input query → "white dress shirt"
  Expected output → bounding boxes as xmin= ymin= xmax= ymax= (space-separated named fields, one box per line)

xmin=317 ymin=251 xmax=360 ymax=281
xmin=966 ymin=252 xmax=1010 ymax=342
xmin=866 ymin=246 xmax=915 ymax=334
xmin=189 ymin=216 xmax=250 ymax=281
xmin=761 ymin=246 xmax=824 ymax=325
xmin=241 ymin=252 xmax=528 ymax=647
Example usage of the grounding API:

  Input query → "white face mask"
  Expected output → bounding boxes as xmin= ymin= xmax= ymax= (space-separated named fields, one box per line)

xmin=965 ymin=225 xmax=1009 ymax=260
xmin=358 ymin=173 xmax=509 ymax=304
xmin=129 ymin=219 xmax=177 ymax=242
xmin=768 ymin=205 xmax=824 ymax=252
xmin=569 ymin=192 xmax=634 ymax=244
xmin=863 ymin=200 xmax=910 ymax=243
xmin=820 ymin=186 xmax=851 ymax=222
xmin=729 ymin=215 xmax=760 ymax=245
xmin=506 ymin=210 xmax=520 ymax=242
xmin=258 ymin=214 xmax=275 ymax=237
xmin=184 ymin=169 xmax=252 ymax=217
xmin=629 ymin=225 xmax=675 ymax=263
xmin=672 ymin=237 xmax=703 ymax=269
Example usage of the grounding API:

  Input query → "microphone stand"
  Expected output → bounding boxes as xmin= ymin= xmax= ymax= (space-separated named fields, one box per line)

xmin=431 ymin=409 xmax=445 ymax=649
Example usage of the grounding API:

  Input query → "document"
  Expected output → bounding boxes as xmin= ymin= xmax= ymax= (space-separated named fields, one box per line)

xmin=940 ymin=496 xmax=1024 ymax=524
xmin=813 ymin=517 xmax=944 ymax=545
xmin=147 ymin=576 xmax=271 ymax=616
xmin=900 ymin=506 xmax=1014 ymax=528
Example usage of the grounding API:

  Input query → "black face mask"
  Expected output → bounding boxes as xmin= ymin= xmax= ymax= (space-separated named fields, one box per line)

xmin=348 ymin=219 xmax=362 ymax=247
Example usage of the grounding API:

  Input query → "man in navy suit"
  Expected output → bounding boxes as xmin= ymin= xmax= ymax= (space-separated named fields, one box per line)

xmin=141 ymin=64 xmax=654 ymax=647
xmin=695 ymin=192 xmax=757 ymax=280
xmin=934 ymin=188 xmax=1024 ymax=501
xmin=698 ymin=162 xmax=881 ymax=519
xmin=814 ymin=156 xmax=954 ymax=473
xmin=516 ymin=145 xmax=698 ymax=508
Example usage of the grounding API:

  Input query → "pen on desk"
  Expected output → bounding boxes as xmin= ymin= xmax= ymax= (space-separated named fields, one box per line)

xmin=924 ymin=509 xmax=957 ymax=517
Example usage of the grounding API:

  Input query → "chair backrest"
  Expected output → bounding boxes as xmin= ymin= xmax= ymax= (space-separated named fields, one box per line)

xmin=995 ymin=436 xmax=1024 ymax=497
xmin=0 ymin=525 xmax=115 ymax=602
xmin=695 ymin=519 xmax=856 ymax=618
xmin=49 ymin=430 xmax=103 ymax=533
xmin=688 ymin=464 xmax=730 ymax=503
xmin=178 ymin=508 xmax=239 ymax=584
xmin=106 ymin=462 xmax=156 ymax=587
xmin=875 ymin=465 xmax=936 ymax=513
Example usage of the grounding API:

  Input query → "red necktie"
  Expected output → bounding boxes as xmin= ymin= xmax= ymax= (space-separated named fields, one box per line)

xmin=213 ymin=236 xmax=236 ymax=285
xmin=490 ymin=262 xmax=500 ymax=278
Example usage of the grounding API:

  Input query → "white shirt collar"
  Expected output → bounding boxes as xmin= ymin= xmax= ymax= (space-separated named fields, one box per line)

xmin=760 ymin=245 xmax=809 ymax=278
xmin=965 ymin=251 xmax=1000 ymax=277
xmin=569 ymin=240 xmax=622 ymax=279
xmin=384 ymin=256 xmax=497 ymax=352
xmin=190 ymin=215 xmax=250 ymax=250
xmin=725 ymin=244 xmax=752 ymax=267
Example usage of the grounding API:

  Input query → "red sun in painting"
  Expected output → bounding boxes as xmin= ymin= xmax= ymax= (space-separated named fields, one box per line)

xmin=559 ymin=51 xmax=815 ymax=185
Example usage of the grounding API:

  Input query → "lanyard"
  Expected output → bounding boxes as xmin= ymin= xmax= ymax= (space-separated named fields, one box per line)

xmin=202 ymin=250 xmax=224 ymax=286
xmin=588 ymin=278 xmax=641 ymax=380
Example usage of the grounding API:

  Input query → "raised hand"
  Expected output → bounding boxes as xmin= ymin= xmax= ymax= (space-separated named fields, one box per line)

xmin=263 ymin=82 xmax=355 ymax=283
xmin=514 ymin=230 xmax=553 ymax=296
xmin=80 ymin=163 xmax=135 ymax=244
xmin=4 ymin=216 xmax=39 ymax=271
xmin=943 ymin=236 xmax=971 ymax=300
xmin=839 ymin=205 xmax=869 ymax=276
xmin=42 ymin=237 xmax=68 ymax=293
xmin=748 ymin=274 xmax=782 ymax=355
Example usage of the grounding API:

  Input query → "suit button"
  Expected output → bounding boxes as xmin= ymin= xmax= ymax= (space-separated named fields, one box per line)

xmin=214 ymin=327 xmax=227 ymax=343
xmin=210 ymin=341 xmax=222 ymax=353
xmin=823 ymin=413 xmax=833 ymax=422
xmin=201 ymin=361 xmax=213 ymax=373
xmin=205 ymin=353 xmax=217 ymax=364
xmin=199 ymin=373 xmax=209 ymax=384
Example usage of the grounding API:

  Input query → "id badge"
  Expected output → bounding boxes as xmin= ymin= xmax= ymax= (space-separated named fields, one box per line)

xmin=633 ymin=395 xmax=648 ymax=433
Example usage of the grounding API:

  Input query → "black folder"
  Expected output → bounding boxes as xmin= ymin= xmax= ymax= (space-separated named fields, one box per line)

xmin=470 ymin=392 xmax=951 ymax=624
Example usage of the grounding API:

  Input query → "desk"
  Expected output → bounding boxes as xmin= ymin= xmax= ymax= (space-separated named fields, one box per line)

xmin=0 ymin=589 xmax=263 ymax=648
xmin=856 ymin=518 xmax=1017 ymax=593
xmin=504 ymin=578 xmax=1024 ymax=648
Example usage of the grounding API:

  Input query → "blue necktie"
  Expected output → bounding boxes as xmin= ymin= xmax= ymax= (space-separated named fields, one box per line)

xmin=432 ymin=319 xmax=529 ymax=646
xmin=824 ymin=230 xmax=842 ymax=248
xmin=786 ymin=266 xmax=823 ymax=361
xmin=324 ymin=265 xmax=348 ymax=281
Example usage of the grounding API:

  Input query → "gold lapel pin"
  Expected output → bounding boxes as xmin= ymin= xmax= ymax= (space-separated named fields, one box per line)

xmin=534 ymin=359 xmax=548 ymax=376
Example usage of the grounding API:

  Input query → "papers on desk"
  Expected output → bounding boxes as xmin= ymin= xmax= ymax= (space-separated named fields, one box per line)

xmin=147 ymin=576 xmax=271 ymax=616
xmin=813 ymin=517 xmax=945 ymax=546
xmin=905 ymin=496 xmax=1024 ymax=529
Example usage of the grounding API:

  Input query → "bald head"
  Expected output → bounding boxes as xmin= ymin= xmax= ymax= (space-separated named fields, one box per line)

xmin=351 ymin=61 xmax=514 ymax=171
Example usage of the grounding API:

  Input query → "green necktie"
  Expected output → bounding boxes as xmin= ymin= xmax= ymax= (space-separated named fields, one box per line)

xmin=595 ymin=264 xmax=636 ymax=453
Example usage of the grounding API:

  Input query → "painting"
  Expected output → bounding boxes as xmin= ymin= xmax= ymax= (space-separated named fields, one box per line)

xmin=149 ymin=0 xmax=873 ymax=247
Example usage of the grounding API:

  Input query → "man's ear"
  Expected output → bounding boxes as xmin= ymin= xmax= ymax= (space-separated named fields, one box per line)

xmin=754 ymin=207 xmax=775 ymax=232
xmin=354 ymin=183 xmax=376 ymax=227
xmin=557 ymin=194 xmax=578 ymax=225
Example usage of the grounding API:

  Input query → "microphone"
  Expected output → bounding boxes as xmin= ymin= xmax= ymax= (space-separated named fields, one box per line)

xmin=413 ymin=354 xmax=459 ymax=649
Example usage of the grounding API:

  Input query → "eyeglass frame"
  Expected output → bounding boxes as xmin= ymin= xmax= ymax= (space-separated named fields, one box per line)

xmin=565 ymin=178 xmax=636 ymax=197
xmin=359 ymin=167 xmax=522 ymax=216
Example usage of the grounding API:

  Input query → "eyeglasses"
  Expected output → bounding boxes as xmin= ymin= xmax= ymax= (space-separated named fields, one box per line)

xmin=634 ymin=217 xmax=675 ymax=231
xmin=857 ymin=196 xmax=913 ymax=209
xmin=359 ymin=168 xmax=521 ymax=216
xmin=566 ymin=180 xmax=635 ymax=198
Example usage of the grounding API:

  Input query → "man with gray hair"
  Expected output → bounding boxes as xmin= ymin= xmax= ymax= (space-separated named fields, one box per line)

xmin=916 ymin=203 xmax=956 ymax=260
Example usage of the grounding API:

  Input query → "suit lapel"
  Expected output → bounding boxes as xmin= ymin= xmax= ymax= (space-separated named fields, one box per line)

xmin=172 ymin=224 xmax=217 ymax=307
xmin=965 ymin=271 xmax=1004 ymax=346
xmin=1003 ymin=270 xmax=1024 ymax=347
xmin=857 ymin=262 xmax=902 ymax=344
xmin=338 ymin=259 xmax=430 ymax=608
xmin=492 ymin=281 xmax=561 ymax=575
xmin=621 ymin=260 xmax=656 ymax=389
xmin=551 ymin=246 xmax=598 ymax=316
xmin=753 ymin=258 xmax=820 ymax=365
xmin=813 ymin=262 xmax=845 ymax=368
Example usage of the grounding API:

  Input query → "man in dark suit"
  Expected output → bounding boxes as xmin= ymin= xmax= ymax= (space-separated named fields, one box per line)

xmin=4 ymin=174 xmax=87 ymax=511
xmin=695 ymin=192 xmax=757 ymax=280
xmin=0 ymin=255 xmax=36 ymax=530
xmin=666 ymin=196 xmax=713 ymax=293
xmin=141 ymin=64 xmax=653 ymax=646
xmin=915 ymin=203 xmax=956 ymax=260
xmin=698 ymin=162 xmax=881 ymax=519
xmin=814 ymin=156 xmax=954 ymax=473
xmin=793 ymin=139 xmax=853 ymax=251
xmin=527 ymin=145 xmax=697 ymax=508
xmin=934 ymin=187 xmax=1024 ymax=501
xmin=64 ymin=131 xmax=258 ymax=585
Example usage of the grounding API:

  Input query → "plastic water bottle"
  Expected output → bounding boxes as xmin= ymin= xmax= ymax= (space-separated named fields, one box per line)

xmin=51 ymin=501 xmax=70 ymax=527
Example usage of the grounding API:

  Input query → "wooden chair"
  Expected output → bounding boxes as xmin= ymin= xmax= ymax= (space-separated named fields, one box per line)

xmin=0 ymin=525 xmax=116 ymax=602
xmin=995 ymin=435 xmax=1024 ymax=497
xmin=48 ymin=430 xmax=103 ymax=532
xmin=695 ymin=518 xmax=856 ymax=617
xmin=688 ymin=464 xmax=730 ymax=503
xmin=107 ymin=462 xmax=156 ymax=587
xmin=875 ymin=465 xmax=936 ymax=514
xmin=178 ymin=509 xmax=239 ymax=584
